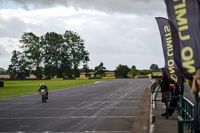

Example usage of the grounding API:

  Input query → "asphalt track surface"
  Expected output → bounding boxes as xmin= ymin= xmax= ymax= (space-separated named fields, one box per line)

xmin=0 ymin=78 xmax=152 ymax=133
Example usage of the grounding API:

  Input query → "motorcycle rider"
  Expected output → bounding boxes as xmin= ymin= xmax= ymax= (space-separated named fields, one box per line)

xmin=38 ymin=83 xmax=48 ymax=99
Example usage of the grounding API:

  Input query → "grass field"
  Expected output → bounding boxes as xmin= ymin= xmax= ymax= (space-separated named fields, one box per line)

xmin=0 ymin=79 xmax=112 ymax=99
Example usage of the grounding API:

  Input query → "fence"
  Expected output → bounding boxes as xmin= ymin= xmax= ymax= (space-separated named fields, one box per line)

xmin=151 ymin=82 xmax=195 ymax=133
xmin=151 ymin=79 xmax=161 ymax=109
xmin=151 ymin=84 xmax=161 ymax=109
xmin=165 ymin=96 xmax=182 ymax=119
xmin=178 ymin=97 xmax=194 ymax=133
xmin=165 ymin=96 xmax=194 ymax=133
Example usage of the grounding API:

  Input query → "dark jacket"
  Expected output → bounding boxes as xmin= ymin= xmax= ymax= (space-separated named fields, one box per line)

xmin=169 ymin=80 xmax=184 ymax=96
xmin=168 ymin=80 xmax=184 ymax=115
xmin=194 ymin=92 xmax=200 ymax=133
xmin=38 ymin=85 xmax=48 ymax=92
xmin=161 ymin=71 xmax=170 ymax=92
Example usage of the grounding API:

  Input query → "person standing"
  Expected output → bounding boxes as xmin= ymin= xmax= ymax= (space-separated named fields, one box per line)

xmin=192 ymin=69 xmax=200 ymax=133
xmin=167 ymin=79 xmax=184 ymax=116
xmin=160 ymin=67 xmax=170 ymax=116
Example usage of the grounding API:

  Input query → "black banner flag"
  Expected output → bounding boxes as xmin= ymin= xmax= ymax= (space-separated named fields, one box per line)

xmin=165 ymin=0 xmax=200 ymax=82
xmin=156 ymin=17 xmax=183 ymax=85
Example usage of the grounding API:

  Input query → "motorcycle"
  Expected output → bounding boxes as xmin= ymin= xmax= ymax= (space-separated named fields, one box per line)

xmin=40 ymin=89 xmax=47 ymax=103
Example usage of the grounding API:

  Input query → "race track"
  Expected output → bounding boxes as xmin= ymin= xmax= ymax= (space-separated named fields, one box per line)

xmin=0 ymin=78 xmax=152 ymax=133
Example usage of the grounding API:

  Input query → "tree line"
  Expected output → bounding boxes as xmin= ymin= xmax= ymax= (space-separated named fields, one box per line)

xmin=1 ymin=30 xmax=161 ymax=79
xmin=80 ymin=63 xmax=160 ymax=78
xmin=114 ymin=64 xmax=160 ymax=78
xmin=8 ymin=31 xmax=89 ymax=79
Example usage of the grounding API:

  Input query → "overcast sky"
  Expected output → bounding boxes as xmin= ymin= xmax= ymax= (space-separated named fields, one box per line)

xmin=0 ymin=0 xmax=167 ymax=70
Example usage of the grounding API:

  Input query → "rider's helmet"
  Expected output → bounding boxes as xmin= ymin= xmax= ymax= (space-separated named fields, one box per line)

xmin=40 ymin=83 xmax=44 ymax=86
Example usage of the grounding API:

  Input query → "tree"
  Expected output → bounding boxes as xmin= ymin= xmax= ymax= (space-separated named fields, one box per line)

xmin=0 ymin=68 xmax=5 ymax=74
xmin=150 ymin=64 xmax=160 ymax=72
xmin=63 ymin=30 xmax=89 ymax=77
xmin=8 ymin=50 xmax=31 ymax=79
xmin=82 ymin=64 xmax=90 ymax=77
xmin=130 ymin=65 xmax=138 ymax=78
xmin=82 ymin=55 xmax=90 ymax=77
xmin=59 ymin=50 xmax=73 ymax=78
xmin=41 ymin=32 xmax=64 ymax=78
xmin=20 ymin=32 xmax=43 ymax=79
xmin=9 ymin=30 xmax=90 ymax=79
xmin=8 ymin=50 xmax=19 ymax=79
xmin=115 ymin=64 xmax=130 ymax=78
xmin=94 ymin=62 xmax=106 ymax=77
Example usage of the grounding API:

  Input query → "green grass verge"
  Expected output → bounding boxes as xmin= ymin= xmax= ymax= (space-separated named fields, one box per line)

xmin=0 ymin=79 xmax=112 ymax=99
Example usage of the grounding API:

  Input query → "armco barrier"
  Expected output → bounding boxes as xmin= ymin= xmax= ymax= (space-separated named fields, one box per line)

xmin=88 ymin=77 xmax=102 ymax=79
xmin=75 ymin=78 xmax=89 ymax=80
xmin=102 ymin=77 xmax=115 ymax=79
xmin=63 ymin=78 xmax=75 ymax=80
xmin=151 ymin=85 xmax=161 ymax=109
xmin=151 ymin=80 xmax=161 ymax=109
xmin=138 ymin=76 xmax=149 ymax=78
xmin=0 ymin=81 xmax=4 ymax=87
xmin=115 ymin=76 xmax=122 ymax=79
xmin=151 ymin=76 xmax=162 ymax=79
xmin=51 ymin=78 xmax=63 ymax=81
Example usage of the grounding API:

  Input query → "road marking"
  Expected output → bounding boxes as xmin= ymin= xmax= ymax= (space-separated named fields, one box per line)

xmin=16 ymin=131 xmax=131 ymax=133
xmin=0 ymin=116 xmax=136 ymax=119
xmin=19 ymin=125 xmax=30 ymax=128
xmin=94 ymin=81 xmax=104 ymax=83
xmin=0 ymin=101 xmax=141 ymax=105
xmin=47 ymin=131 xmax=131 ymax=133
xmin=84 ymin=131 xmax=130 ymax=133
xmin=0 ymin=107 xmax=138 ymax=110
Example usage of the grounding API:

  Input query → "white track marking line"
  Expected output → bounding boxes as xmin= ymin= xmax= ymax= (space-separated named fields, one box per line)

xmin=0 ymin=107 xmax=138 ymax=110
xmin=0 ymin=116 xmax=136 ymax=119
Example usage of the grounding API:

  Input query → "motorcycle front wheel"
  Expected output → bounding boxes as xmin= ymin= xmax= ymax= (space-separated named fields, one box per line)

xmin=42 ymin=95 xmax=45 ymax=103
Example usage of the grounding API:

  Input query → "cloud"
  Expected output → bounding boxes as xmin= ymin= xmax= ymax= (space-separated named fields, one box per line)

xmin=0 ymin=44 xmax=10 ymax=57
xmin=76 ymin=12 xmax=165 ymax=70
xmin=88 ymin=52 xmax=164 ymax=71
xmin=0 ymin=50 xmax=11 ymax=69
xmin=0 ymin=37 xmax=22 ymax=69
xmin=6 ymin=0 xmax=166 ymax=15
xmin=0 ymin=40 xmax=15 ymax=69
xmin=0 ymin=1 xmax=167 ymax=70
xmin=0 ymin=57 xmax=11 ymax=69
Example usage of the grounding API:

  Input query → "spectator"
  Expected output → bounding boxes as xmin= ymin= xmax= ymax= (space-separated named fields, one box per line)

xmin=160 ymin=67 xmax=170 ymax=116
xmin=192 ymin=69 xmax=200 ymax=133
xmin=167 ymin=79 xmax=184 ymax=116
